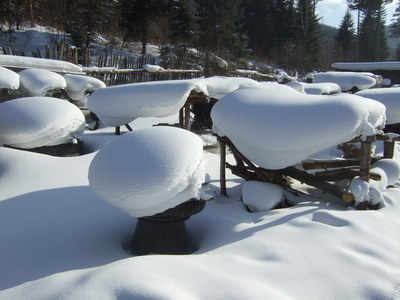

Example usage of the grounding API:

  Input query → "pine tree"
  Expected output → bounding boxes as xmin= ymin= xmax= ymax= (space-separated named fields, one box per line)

xmin=119 ymin=0 xmax=167 ymax=54
xmin=170 ymin=0 xmax=197 ymax=53
xmin=389 ymin=0 xmax=400 ymax=38
xmin=334 ymin=10 xmax=356 ymax=61
xmin=0 ymin=0 xmax=25 ymax=30
xmin=296 ymin=0 xmax=322 ymax=68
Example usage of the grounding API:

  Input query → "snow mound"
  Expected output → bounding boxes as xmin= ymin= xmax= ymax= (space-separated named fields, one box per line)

xmin=242 ymin=181 xmax=284 ymax=212
xmin=371 ymin=159 xmax=400 ymax=186
xmin=286 ymin=81 xmax=341 ymax=95
xmin=211 ymin=83 xmax=386 ymax=169
xmin=0 ymin=54 xmax=82 ymax=73
xmin=19 ymin=68 xmax=67 ymax=96
xmin=356 ymin=87 xmax=400 ymax=125
xmin=191 ymin=76 xmax=259 ymax=99
xmin=0 ymin=67 xmax=20 ymax=90
xmin=143 ymin=64 xmax=164 ymax=72
xmin=88 ymin=126 xmax=205 ymax=218
xmin=332 ymin=61 xmax=400 ymax=71
xmin=63 ymin=74 xmax=106 ymax=101
xmin=87 ymin=80 xmax=195 ymax=126
xmin=0 ymin=96 xmax=86 ymax=148
xmin=307 ymin=71 xmax=378 ymax=91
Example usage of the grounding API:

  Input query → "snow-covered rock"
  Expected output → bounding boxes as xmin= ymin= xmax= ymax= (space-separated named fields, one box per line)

xmin=285 ymin=81 xmax=341 ymax=95
xmin=87 ymin=80 xmax=195 ymax=127
xmin=307 ymin=71 xmax=379 ymax=91
xmin=0 ymin=96 xmax=86 ymax=148
xmin=88 ymin=126 xmax=205 ymax=218
xmin=371 ymin=159 xmax=400 ymax=186
xmin=356 ymin=87 xmax=400 ymax=125
xmin=0 ymin=67 xmax=20 ymax=90
xmin=63 ymin=74 xmax=106 ymax=102
xmin=19 ymin=68 xmax=67 ymax=96
xmin=211 ymin=83 xmax=386 ymax=170
xmin=242 ymin=181 xmax=284 ymax=212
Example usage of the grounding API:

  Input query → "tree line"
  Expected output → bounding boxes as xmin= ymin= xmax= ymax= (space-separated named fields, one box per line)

xmin=0 ymin=0 xmax=399 ymax=72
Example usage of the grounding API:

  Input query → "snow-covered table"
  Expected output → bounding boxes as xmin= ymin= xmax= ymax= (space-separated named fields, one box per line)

xmin=211 ymin=83 xmax=391 ymax=209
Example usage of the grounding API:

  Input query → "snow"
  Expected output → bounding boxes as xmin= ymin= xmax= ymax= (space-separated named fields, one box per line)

xmin=241 ymin=181 xmax=284 ymax=212
xmin=0 ymin=54 xmax=83 ymax=73
xmin=143 ymin=64 xmax=164 ymax=72
xmin=356 ymin=87 xmax=400 ymax=125
xmin=211 ymin=83 xmax=386 ymax=170
xmin=0 ymin=66 xmax=20 ymax=90
xmin=18 ymin=68 xmax=67 ymax=96
xmin=2 ymin=35 xmax=400 ymax=299
xmin=307 ymin=71 xmax=379 ymax=91
xmin=285 ymin=81 xmax=341 ymax=95
xmin=190 ymin=76 xmax=259 ymax=99
xmin=87 ymin=76 xmax=259 ymax=127
xmin=63 ymin=74 xmax=106 ymax=103
xmin=333 ymin=61 xmax=400 ymax=71
xmin=88 ymin=80 xmax=195 ymax=126
xmin=0 ymin=96 xmax=86 ymax=148
xmin=88 ymin=126 xmax=205 ymax=218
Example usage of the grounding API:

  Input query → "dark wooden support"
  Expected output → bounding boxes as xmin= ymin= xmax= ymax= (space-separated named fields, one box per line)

xmin=115 ymin=126 xmax=120 ymax=135
xmin=179 ymin=107 xmax=184 ymax=128
xmin=302 ymin=160 xmax=360 ymax=170
xmin=220 ymin=139 xmax=227 ymax=196
xmin=184 ymin=103 xmax=191 ymax=130
xmin=384 ymin=141 xmax=395 ymax=159
xmin=359 ymin=141 xmax=372 ymax=182
xmin=125 ymin=123 xmax=133 ymax=131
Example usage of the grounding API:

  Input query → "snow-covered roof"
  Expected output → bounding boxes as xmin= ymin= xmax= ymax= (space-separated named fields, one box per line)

xmin=0 ymin=54 xmax=83 ymax=74
xmin=0 ymin=96 xmax=86 ymax=148
xmin=333 ymin=61 xmax=400 ymax=71
xmin=88 ymin=126 xmax=205 ymax=218
xmin=0 ymin=66 xmax=20 ymax=90
xmin=307 ymin=71 xmax=379 ymax=91
xmin=356 ymin=87 xmax=400 ymax=125
xmin=63 ymin=74 xmax=106 ymax=101
xmin=211 ymin=83 xmax=386 ymax=170
xmin=19 ymin=68 xmax=67 ymax=96
xmin=285 ymin=81 xmax=341 ymax=95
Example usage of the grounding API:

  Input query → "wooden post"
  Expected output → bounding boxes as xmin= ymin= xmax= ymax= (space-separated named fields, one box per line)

xmin=384 ymin=141 xmax=395 ymax=159
xmin=220 ymin=139 xmax=227 ymax=196
xmin=184 ymin=103 xmax=191 ymax=130
xmin=179 ymin=107 xmax=184 ymax=128
xmin=115 ymin=126 xmax=120 ymax=135
xmin=359 ymin=140 xmax=372 ymax=182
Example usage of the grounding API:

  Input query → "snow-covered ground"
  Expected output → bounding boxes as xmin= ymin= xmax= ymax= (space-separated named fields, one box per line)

xmin=2 ymin=27 xmax=400 ymax=299
xmin=1 ymin=114 xmax=400 ymax=299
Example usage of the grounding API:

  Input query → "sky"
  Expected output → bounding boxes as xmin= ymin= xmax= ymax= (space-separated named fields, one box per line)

xmin=316 ymin=0 xmax=399 ymax=28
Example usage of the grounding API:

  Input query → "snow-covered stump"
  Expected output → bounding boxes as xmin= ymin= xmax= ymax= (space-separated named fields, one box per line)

xmin=0 ymin=96 xmax=86 ymax=156
xmin=88 ymin=126 xmax=207 ymax=256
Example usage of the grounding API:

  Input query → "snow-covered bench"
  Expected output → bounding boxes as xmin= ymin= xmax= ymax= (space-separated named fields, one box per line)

xmin=211 ymin=83 xmax=397 ymax=209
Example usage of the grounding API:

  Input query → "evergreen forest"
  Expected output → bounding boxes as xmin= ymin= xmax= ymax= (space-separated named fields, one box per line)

xmin=1 ymin=0 xmax=400 ymax=72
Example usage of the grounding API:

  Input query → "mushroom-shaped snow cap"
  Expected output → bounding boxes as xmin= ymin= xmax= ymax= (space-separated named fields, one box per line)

xmin=88 ymin=126 xmax=205 ymax=218
xmin=19 ymin=68 xmax=67 ymax=96
xmin=0 ymin=96 xmax=86 ymax=149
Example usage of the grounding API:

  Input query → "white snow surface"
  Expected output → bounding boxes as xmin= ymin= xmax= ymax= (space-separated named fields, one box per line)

xmin=88 ymin=80 xmax=195 ymax=126
xmin=333 ymin=61 xmax=400 ymax=71
xmin=308 ymin=71 xmax=379 ymax=91
xmin=285 ymin=81 xmax=341 ymax=95
xmin=88 ymin=76 xmax=259 ymax=127
xmin=1 ymin=118 xmax=400 ymax=299
xmin=88 ymin=126 xmax=205 ymax=218
xmin=190 ymin=76 xmax=259 ymax=99
xmin=356 ymin=87 xmax=400 ymax=125
xmin=211 ymin=83 xmax=386 ymax=169
xmin=19 ymin=68 xmax=67 ymax=96
xmin=63 ymin=74 xmax=106 ymax=101
xmin=0 ymin=66 xmax=20 ymax=89
xmin=0 ymin=96 xmax=86 ymax=148
xmin=143 ymin=64 xmax=164 ymax=72
xmin=242 ymin=181 xmax=284 ymax=212
xmin=0 ymin=54 xmax=83 ymax=73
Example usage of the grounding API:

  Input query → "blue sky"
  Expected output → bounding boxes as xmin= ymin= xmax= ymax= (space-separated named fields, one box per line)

xmin=316 ymin=0 xmax=399 ymax=28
